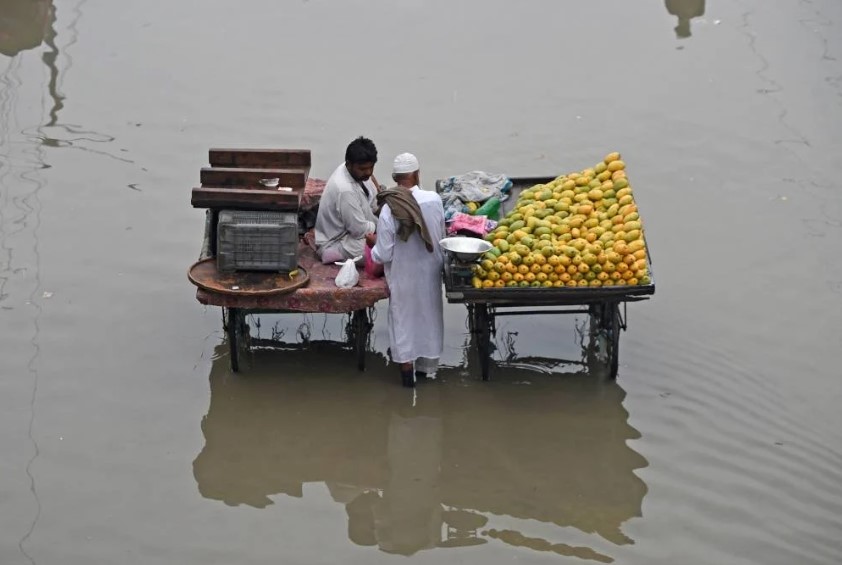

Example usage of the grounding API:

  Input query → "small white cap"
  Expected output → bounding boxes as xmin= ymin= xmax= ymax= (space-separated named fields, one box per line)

xmin=392 ymin=152 xmax=419 ymax=174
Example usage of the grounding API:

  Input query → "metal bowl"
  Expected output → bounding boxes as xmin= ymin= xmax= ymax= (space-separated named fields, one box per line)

xmin=439 ymin=237 xmax=492 ymax=262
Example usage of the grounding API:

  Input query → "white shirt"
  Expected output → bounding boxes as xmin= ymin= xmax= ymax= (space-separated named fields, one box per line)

xmin=315 ymin=163 xmax=378 ymax=259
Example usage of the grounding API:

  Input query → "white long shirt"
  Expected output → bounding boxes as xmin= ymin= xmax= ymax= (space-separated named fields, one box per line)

xmin=371 ymin=186 xmax=445 ymax=364
xmin=315 ymin=163 xmax=378 ymax=259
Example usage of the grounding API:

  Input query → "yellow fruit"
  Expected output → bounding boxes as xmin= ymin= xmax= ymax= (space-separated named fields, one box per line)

xmin=618 ymin=195 xmax=633 ymax=206
xmin=624 ymin=221 xmax=642 ymax=232
xmin=604 ymin=152 xmax=621 ymax=164
xmin=627 ymin=277 xmax=639 ymax=286
xmin=472 ymin=277 xmax=482 ymax=288
xmin=495 ymin=280 xmax=506 ymax=287
xmin=578 ymin=279 xmax=589 ymax=287
xmin=616 ymin=188 xmax=632 ymax=200
xmin=587 ymin=189 xmax=603 ymax=201
xmin=613 ymin=178 xmax=629 ymax=190
xmin=633 ymin=249 xmax=647 ymax=261
xmin=482 ymin=279 xmax=494 ymax=288
xmin=611 ymin=170 xmax=627 ymax=181
xmin=607 ymin=160 xmax=625 ymax=172
xmin=625 ymin=229 xmax=641 ymax=242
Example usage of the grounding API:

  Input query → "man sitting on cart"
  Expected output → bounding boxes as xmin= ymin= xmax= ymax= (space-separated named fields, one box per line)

xmin=314 ymin=136 xmax=381 ymax=264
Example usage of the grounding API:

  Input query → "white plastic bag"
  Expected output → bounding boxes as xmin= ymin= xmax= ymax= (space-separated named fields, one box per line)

xmin=334 ymin=258 xmax=360 ymax=288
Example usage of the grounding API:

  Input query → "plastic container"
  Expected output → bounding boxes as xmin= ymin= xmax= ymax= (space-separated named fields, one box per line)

xmin=217 ymin=210 xmax=298 ymax=272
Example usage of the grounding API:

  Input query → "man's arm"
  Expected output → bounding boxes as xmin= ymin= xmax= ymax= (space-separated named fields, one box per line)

xmin=338 ymin=190 xmax=376 ymax=239
xmin=371 ymin=205 xmax=396 ymax=265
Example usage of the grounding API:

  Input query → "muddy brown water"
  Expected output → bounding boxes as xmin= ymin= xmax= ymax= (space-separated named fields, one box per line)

xmin=2 ymin=1 xmax=841 ymax=564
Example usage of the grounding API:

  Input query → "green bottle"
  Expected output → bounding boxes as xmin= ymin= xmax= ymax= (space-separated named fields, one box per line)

xmin=474 ymin=197 xmax=501 ymax=221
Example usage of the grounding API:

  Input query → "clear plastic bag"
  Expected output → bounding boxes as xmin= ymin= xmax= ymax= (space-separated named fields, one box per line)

xmin=334 ymin=258 xmax=361 ymax=288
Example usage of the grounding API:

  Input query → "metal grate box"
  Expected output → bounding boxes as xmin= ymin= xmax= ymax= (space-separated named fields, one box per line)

xmin=217 ymin=210 xmax=299 ymax=273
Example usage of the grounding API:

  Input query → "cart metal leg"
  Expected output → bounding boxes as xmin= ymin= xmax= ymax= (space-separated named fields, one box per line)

xmin=350 ymin=309 xmax=370 ymax=371
xmin=225 ymin=307 xmax=241 ymax=372
xmin=223 ymin=307 xmax=251 ymax=373
xmin=473 ymin=304 xmax=493 ymax=381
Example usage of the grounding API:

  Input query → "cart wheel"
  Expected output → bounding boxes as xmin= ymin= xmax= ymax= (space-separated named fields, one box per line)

xmin=588 ymin=303 xmax=620 ymax=380
xmin=475 ymin=304 xmax=492 ymax=381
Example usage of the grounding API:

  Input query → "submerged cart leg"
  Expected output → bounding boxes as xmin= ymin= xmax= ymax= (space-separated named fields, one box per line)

xmin=352 ymin=309 xmax=369 ymax=371
xmin=475 ymin=304 xmax=492 ymax=381
xmin=227 ymin=307 xmax=241 ymax=373
xmin=607 ymin=302 xmax=621 ymax=380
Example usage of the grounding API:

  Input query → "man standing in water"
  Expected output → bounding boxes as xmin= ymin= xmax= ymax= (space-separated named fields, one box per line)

xmin=370 ymin=153 xmax=445 ymax=388
xmin=315 ymin=136 xmax=381 ymax=264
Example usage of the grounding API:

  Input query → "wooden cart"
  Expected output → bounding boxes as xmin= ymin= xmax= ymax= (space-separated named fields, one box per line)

xmin=189 ymin=148 xmax=389 ymax=373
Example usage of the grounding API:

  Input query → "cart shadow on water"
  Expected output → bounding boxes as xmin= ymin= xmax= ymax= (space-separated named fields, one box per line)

xmin=193 ymin=317 xmax=649 ymax=561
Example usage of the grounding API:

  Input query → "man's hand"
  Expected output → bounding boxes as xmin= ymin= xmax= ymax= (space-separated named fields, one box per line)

xmin=365 ymin=233 xmax=377 ymax=247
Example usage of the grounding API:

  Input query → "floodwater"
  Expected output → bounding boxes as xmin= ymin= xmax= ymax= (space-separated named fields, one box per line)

xmin=1 ymin=0 xmax=841 ymax=563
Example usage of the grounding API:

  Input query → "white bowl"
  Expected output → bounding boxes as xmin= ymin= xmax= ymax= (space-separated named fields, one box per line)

xmin=439 ymin=237 xmax=493 ymax=262
xmin=259 ymin=178 xmax=280 ymax=187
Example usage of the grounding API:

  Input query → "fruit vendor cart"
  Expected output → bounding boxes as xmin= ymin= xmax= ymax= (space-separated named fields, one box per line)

xmin=440 ymin=175 xmax=656 ymax=381
xmin=188 ymin=149 xmax=389 ymax=373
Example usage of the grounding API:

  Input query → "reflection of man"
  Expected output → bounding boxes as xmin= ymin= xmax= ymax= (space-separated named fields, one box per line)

xmin=0 ymin=0 xmax=53 ymax=57
xmin=665 ymin=0 xmax=705 ymax=39
xmin=315 ymin=136 xmax=381 ymax=264
xmin=370 ymin=153 xmax=445 ymax=388
xmin=374 ymin=410 xmax=443 ymax=554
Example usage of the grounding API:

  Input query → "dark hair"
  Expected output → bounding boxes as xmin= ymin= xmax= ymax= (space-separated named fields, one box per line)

xmin=345 ymin=136 xmax=377 ymax=164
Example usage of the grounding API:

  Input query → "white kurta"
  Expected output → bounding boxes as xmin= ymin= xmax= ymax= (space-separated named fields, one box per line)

xmin=371 ymin=186 xmax=445 ymax=364
xmin=314 ymin=163 xmax=379 ymax=259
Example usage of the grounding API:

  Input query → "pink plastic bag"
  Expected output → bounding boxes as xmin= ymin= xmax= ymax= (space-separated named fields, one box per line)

xmin=364 ymin=244 xmax=385 ymax=278
xmin=448 ymin=212 xmax=489 ymax=237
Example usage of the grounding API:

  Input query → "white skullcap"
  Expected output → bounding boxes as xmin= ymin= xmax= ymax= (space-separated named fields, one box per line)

xmin=392 ymin=152 xmax=419 ymax=174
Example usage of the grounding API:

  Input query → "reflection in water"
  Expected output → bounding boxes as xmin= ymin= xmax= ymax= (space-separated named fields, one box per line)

xmin=665 ymin=0 xmax=705 ymax=39
xmin=0 ymin=0 xmax=63 ymax=124
xmin=193 ymin=338 xmax=648 ymax=560
xmin=0 ymin=0 xmax=53 ymax=57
